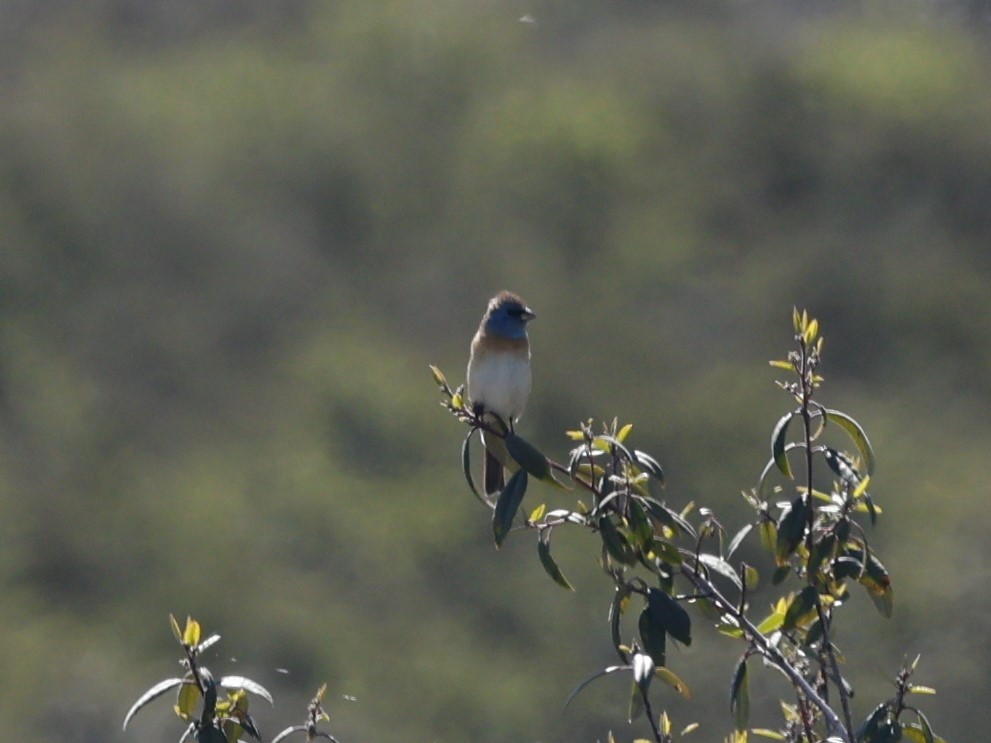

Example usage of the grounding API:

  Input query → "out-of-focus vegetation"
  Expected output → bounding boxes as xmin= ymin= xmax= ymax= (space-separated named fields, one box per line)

xmin=1 ymin=1 xmax=990 ymax=740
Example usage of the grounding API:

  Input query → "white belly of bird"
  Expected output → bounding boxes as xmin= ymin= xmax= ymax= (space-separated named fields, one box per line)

xmin=468 ymin=354 xmax=532 ymax=423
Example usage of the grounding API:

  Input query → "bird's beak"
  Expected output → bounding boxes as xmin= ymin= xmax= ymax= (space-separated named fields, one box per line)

xmin=522 ymin=307 xmax=536 ymax=322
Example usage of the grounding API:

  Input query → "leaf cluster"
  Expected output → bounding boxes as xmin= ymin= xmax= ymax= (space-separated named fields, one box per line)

xmin=124 ymin=616 xmax=342 ymax=743
xmin=434 ymin=309 xmax=947 ymax=743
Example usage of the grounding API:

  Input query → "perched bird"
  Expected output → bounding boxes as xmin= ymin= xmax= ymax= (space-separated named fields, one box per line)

xmin=467 ymin=291 xmax=536 ymax=495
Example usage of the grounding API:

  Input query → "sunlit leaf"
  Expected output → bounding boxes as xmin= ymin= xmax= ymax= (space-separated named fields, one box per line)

xmin=628 ymin=678 xmax=645 ymax=723
xmin=697 ymin=553 xmax=742 ymax=590
xmin=528 ymin=503 xmax=546 ymax=523
xmin=634 ymin=450 xmax=665 ymax=486
xmin=270 ymin=725 xmax=308 ymax=743
xmin=563 ymin=665 xmax=628 ymax=709
xmin=751 ymin=729 xmax=786 ymax=740
xmin=122 ymin=678 xmax=186 ymax=730
xmin=769 ymin=359 xmax=794 ymax=371
xmin=182 ymin=617 xmax=201 ymax=647
xmin=782 ymin=586 xmax=819 ymax=632
xmin=170 ymin=614 xmax=183 ymax=644
xmin=220 ymin=676 xmax=274 ymax=705
xmin=681 ymin=722 xmax=701 ymax=735
xmin=655 ymin=666 xmax=691 ymax=699
xmin=493 ymin=469 xmax=528 ymax=547
xmin=616 ymin=423 xmax=633 ymax=443
xmin=726 ymin=523 xmax=753 ymax=560
xmin=176 ymin=677 xmax=201 ymax=721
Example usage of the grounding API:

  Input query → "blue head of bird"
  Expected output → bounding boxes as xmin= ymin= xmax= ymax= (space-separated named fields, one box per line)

xmin=484 ymin=292 xmax=536 ymax=339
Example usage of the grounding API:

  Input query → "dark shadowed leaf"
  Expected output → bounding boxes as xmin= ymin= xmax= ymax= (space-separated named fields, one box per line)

xmin=646 ymin=587 xmax=691 ymax=647
xmin=123 ymin=678 xmax=186 ymax=730
xmin=771 ymin=412 xmax=795 ymax=479
xmin=638 ymin=602 xmax=667 ymax=667
xmin=610 ymin=584 xmax=631 ymax=655
xmin=197 ymin=727 xmax=228 ymax=743
xmin=730 ymin=655 xmax=750 ymax=731
xmin=493 ymin=469 xmax=528 ymax=547
xmin=462 ymin=429 xmax=492 ymax=508
xmin=506 ymin=433 xmax=550 ymax=479
xmin=538 ymin=535 xmax=574 ymax=590
xmin=599 ymin=515 xmax=637 ymax=565
xmin=824 ymin=409 xmax=875 ymax=475
xmin=775 ymin=494 xmax=809 ymax=564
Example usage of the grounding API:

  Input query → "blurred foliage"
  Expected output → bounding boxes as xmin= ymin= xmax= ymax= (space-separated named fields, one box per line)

xmin=1 ymin=0 xmax=991 ymax=741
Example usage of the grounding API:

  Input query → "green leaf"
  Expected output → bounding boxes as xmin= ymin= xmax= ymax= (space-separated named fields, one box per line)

xmin=634 ymin=449 xmax=665 ymax=486
xmin=563 ymin=665 xmax=627 ymax=709
xmin=824 ymin=409 xmax=875 ymax=476
xmin=775 ymin=494 xmax=809 ymax=564
xmin=538 ymin=536 xmax=574 ymax=590
xmin=505 ymin=433 xmax=551 ymax=480
xmin=628 ymin=499 xmax=654 ymax=551
xmin=493 ymin=469 xmax=528 ymax=547
xmin=730 ymin=655 xmax=750 ymax=731
xmin=610 ymin=584 xmax=632 ymax=655
xmin=655 ymin=666 xmax=691 ymax=699
xmin=903 ymin=722 xmax=944 ymax=743
xmin=182 ymin=617 xmax=201 ymax=647
xmin=219 ymin=676 xmax=274 ymax=705
xmin=170 ymin=614 xmax=183 ymax=644
xmin=462 ymin=429 xmax=491 ymax=508
xmin=726 ymin=523 xmax=752 ymax=560
xmin=771 ymin=412 xmax=795 ymax=479
xmin=176 ymin=677 xmax=201 ymax=721
xmin=122 ymin=678 xmax=186 ymax=730
xmin=697 ymin=553 xmax=742 ymax=590
xmin=270 ymin=725 xmax=308 ymax=743
xmin=782 ymin=586 xmax=819 ymax=632
xmin=645 ymin=587 xmax=692 ymax=647
xmin=599 ymin=515 xmax=637 ymax=565
xmin=638 ymin=601 xmax=667 ymax=667
xmin=628 ymin=679 xmax=645 ymax=723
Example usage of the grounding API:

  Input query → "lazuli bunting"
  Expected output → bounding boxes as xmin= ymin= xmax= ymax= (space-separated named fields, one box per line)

xmin=467 ymin=291 xmax=536 ymax=495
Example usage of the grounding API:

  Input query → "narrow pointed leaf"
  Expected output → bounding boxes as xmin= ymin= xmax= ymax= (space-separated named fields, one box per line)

xmin=628 ymin=679 xmax=645 ymax=722
xmin=123 ymin=678 xmax=186 ymax=730
xmin=726 ymin=524 xmax=753 ymax=560
xmin=271 ymin=726 xmax=308 ymax=743
xmin=195 ymin=634 xmax=221 ymax=655
xmin=634 ymin=450 xmax=665 ymax=486
xmin=655 ymin=666 xmax=691 ymax=699
xmin=610 ymin=584 xmax=631 ymax=655
xmin=599 ymin=515 xmax=637 ymax=565
xmin=170 ymin=615 xmax=183 ymax=644
xmin=429 ymin=364 xmax=449 ymax=390
xmin=563 ymin=665 xmax=627 ymax=709
xmin=462 ymin=429 xmax=491 ymax=508
xmin=697 ymin=553 xmax=743 ymax=590
xmin=493 ymin=469 xmax=528 ymax=547
xmin=771 ymin=413 xmax=795 ymax=479
xmin=730 ymin=655 xmax=750 ymax=731
xmin=537 ymin=537 xmax=574 ymax=590
xmin=220 ymin=676 xmax=274 ymax=705
xmin=775 ymin=494 xmax=809 ymax=564
xmin=505 ymin=433 xmax=551 ymax=480
xmin=824 ymin=409 xmax=875 ymax=475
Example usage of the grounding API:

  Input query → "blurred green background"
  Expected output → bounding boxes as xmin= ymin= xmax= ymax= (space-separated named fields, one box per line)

xmin=2 ymin=0 xmax=990 ymax=740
